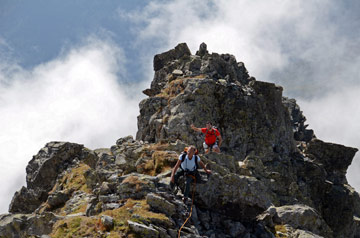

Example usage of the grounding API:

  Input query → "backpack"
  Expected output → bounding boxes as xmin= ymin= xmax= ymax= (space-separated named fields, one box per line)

xmin=205 ymin=126 xmax=219 ymax=138
xmin=180 ymin=149 xmax=199 ymax=170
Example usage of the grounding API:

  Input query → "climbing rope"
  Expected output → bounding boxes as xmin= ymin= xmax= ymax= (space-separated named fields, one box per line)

xmin=178 ymin=174 xmax=196 ymax=238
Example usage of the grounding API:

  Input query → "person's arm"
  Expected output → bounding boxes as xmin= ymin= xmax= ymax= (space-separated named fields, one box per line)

xmin=199 ymin=160 xmax=211 ymax=174
xmin=191 ymin=124 xmax=202 ymax=133
xmin=170 ymin=159 xmax=182 ymax=183
xmin=217 ymin=134 xmax=222 ymax=147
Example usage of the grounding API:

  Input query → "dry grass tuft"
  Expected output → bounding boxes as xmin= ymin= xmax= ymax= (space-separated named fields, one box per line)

xmin=60 ymin=163 xmax=92 ymax=194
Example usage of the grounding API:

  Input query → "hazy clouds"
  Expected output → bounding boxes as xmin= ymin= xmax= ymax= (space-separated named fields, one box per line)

xmin=0 ymin=38 xmax=142 ymax=213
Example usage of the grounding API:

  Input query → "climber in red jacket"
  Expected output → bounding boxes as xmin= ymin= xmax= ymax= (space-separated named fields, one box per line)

xmin=191 ymin=122 xmax=222 ymax=154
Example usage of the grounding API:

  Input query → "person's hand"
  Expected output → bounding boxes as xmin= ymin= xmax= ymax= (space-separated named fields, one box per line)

xmin=206 ymin=170 xmax=212 ymax=174
xmin=171 ymin=176 xmax=174 ymax=183
xmin=190 ymin=124 xmax=195 ymax=129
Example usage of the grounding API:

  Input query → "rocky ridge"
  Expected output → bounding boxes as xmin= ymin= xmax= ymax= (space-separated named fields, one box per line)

xmin=0 ymin=43 xmax=359 ymax=238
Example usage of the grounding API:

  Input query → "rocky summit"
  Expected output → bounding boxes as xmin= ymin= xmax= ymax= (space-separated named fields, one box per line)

xmin=1 ymin=43 xmax=359 ymax=238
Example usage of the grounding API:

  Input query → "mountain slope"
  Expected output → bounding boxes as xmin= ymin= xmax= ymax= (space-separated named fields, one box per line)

xmin=1 ymin=43 xmax=359 ymax=238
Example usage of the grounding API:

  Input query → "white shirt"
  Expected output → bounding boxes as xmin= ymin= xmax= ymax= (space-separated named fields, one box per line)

xmin=179 ymin=154 xmax=200 ymax=171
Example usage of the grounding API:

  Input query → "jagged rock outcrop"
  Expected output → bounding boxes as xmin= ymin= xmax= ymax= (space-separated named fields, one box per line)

xmin=305 ymin=139 xmax=358 ymax=184
xmin=282 ymin=97 xmax=315 ymax=143
xmin=0 ymin=212 xmax=60 ymax=238
xmin=9 ymin=142 xmax=92 ymax=214
xmin=137 ymin=43 xmax=295 ymax=161
xmin=1 ymin=43 xmax=359 ymax=238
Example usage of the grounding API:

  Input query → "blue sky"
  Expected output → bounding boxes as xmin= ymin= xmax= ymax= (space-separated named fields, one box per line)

xmin=1 ymin=0 xmax=360 ymax=214
xmin=0 ymin=0 xmax=149 ymax=81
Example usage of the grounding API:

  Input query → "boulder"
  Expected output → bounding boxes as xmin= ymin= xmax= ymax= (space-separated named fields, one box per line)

xmin=117 ymin=173 xmax=157 ymax=199
xmin=0 ymin=212 xmax=60 ymax=238
xmin=81 ymin=148 xmax=98 ymax=169
xmin=9 ymin=142 xmax=85 ymax=213
xmin=128 ymin=220 xmax=159 ymax=238
xmin=9 ymin=187 xmax=44 ymax=213
xmin=195 ymin=42 xmax=209 ymax=57
xmin=26 ymin=142 xmax=84 ymax=191
xmin=305 ymin=139 xmax=358 ymax=184
xmin=274 ymin=204 xmax=333 ymax=238
xmin=282 ymin=97 xmax=314 ymax=142
xmin=172 ymin=69 xmax=183 ymax=76
xmin=146 ymin=193 xmax=176 ymax=217
xmin=62 ymin=191 xmax=92 ymax=215
xmin=222 ymin=219 xmax=246 ymax=237
xmin=100 ymin=215 xmax=114 ymax=231
xmin=110 ymin=136 xmax=145 ymax=173
xmin=195 ymin=172 xmax=274 ymax=221
xmin=46 ymin=190 xmax=70 ymax=209
xmin=292 ymin=229 xmax=325 ymax=238
xmin=153 ymin=43 xmax=191 ymax=71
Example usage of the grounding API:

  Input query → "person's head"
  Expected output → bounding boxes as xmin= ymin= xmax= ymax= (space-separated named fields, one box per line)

xmin=187 ymin=145 xmax=196 ymax=158
xmin=206 ymin=121 xmax=212 ymax=130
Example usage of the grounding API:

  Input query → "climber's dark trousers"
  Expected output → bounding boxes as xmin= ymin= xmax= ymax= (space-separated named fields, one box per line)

xmin=174 ymin=169 xmax=201 ymax=198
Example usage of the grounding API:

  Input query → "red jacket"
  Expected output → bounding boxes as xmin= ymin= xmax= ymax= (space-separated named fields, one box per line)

xmin=201 ymin=128 xmax=220 ymax=145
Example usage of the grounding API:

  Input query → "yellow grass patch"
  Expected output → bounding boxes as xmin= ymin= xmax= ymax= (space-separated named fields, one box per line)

xmin=274 ymin=224 xmax=289 ymax=238
xmin=60 ymin=163 xmax=92 ymax=194
xmin=50 ymin=199 xmax=170 ymax=238
xmin=138 ymin=150 xmax=177 ymax=176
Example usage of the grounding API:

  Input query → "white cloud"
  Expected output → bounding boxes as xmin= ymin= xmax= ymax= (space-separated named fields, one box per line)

xmin=0 ymin=38 xmax=143 ymax=213
xmin=126 ymin=0 xmax=360 ymax=190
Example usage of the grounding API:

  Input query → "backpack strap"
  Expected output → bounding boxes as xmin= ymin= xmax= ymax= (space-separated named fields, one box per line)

xmin=180 ymin=153 xmax=186 ymax=162
xmin=206 ymin=128 xmax=217 ymax=137
xmin=195 ymin=155 xmax=200 ymax=170
xmin=180 ymin=153 xmax=199 ymax=171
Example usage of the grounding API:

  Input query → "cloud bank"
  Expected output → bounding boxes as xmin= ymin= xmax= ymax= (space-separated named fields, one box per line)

xmin=0 ymin=38 xmax=143 ymax=213
xmin=126 ymin=0 xmax=360 ymax=188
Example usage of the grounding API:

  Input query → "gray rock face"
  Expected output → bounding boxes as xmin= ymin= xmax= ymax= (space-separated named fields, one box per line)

xmin=117 ymin=173 xmax=157 ymax=199
xmin=8 ymin=186 xmax=45 ymax=214
xmin=223 ymin=219 xmax=246 ymax=237
xmin=196 ymin=172 xmax=274 ymax=221
xmin=9 ymin=142 xmax=90 ymax=213
xmin=46 ymin=190 xmax=70 ymax=209
xmin=153 ymin=43 xmax=191 ymax=72
xmin=146 ymin=193 xmax=176 ymax=217
xmin=0 ymin=212 xmax=60 ymax=238
xmin=292 ymin=229 xmax=324 ymax=238
xmin=134 ymin=43 xmax=360 ymax=238
xmin=275 ymin=204 xmax=333 ymax=238
xmin=196 ymin=42 xmax=209 ymax=57
xmin=62 ymin=191 xmax=92 ymax=215
xmin=282 ymin=97 xmax=314 ymax=143
xmin=128 ymin=220 xmax=159 ymax=238
xmin=26 ymin=142 xmax=84 ymax=191
xmin=305 ymin=139 xmax=358 ymax=184
xmin=110 ymin=135 xmax=145 ymax=173
xmin=137 ymin=60 xmax=295 ymax=159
